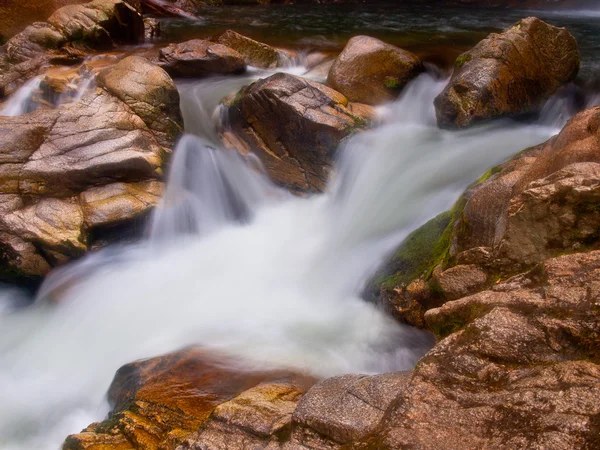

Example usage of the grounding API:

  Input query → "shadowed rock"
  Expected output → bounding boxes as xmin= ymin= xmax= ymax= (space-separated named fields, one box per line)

xmin=158 ymin=39 xmax=246 ymax=78
xmin=0 ymin=0 xmax=144 ymax=99
xmin=224 ymin=72 xmax=374 ymax=192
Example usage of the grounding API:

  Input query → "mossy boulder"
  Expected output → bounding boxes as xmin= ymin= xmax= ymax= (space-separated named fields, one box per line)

xmin=327 ymin=35 xmax=423 ymax=105
xmin=370 ymin=106 xmax=600 ymax=328
xmin=435 ymin=17 xmax=580 ymax=128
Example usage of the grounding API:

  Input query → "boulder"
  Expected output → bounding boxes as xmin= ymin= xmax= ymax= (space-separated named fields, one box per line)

xmin=216 ymin=30 xmax=294 ymax=69
xmin=370 ymin=252 xmax=600 ymax=450
xmin=369 ymin=106 xmax=600 ymax=327
xmin=435 ymin=17 xmax=580 ymax=128
xmin=292 ymin=372 xmax=412 ymax=445
xmin=158 ymin=39 xmax=246 ymax=77
xmin=327 ymin=35 xmax=423 ymax=105
xmin=0 ymin=56 xmax=182 ymax=280
xmin=224 ymin=72 xmax=374 ymax=192
xmin=0 ymin=0 xmax=144 ymax=99
xmin=0 ymin=0 xmax=89 ymax=41
xmin=64 ymin=349 xmax=315 ymax=450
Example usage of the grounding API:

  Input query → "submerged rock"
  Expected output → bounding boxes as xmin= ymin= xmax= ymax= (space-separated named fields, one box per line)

xmin=0 ymin=56 xmax=182 ymax=280
xmin=435 ymin=17 xmax=580 ymax=128
xmin=327 ymin=35 xmax=423 ymax=105
xmin=224 ymin=72 xmax=374 ymax=192
xmin=216 ymin=30 xmax=294 ymax=69
xmin=158 ymin=39 xmax=246 ymax=77
xmin=0 ymin=0 xmax=144 ymax=99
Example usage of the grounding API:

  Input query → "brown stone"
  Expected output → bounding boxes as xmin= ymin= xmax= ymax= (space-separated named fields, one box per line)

xmin=216 ymin=30 xmax=293 ymax=69
xmin=327 ymin=35 xmax=423 ymax=105
xmin=158 ymin=39 xmax=246 ymax=78
xmin=367 ymin=251 xmax=600 ymax=450
xmin=65 ymin=349 xmax=316 ymax=450
xmin=0 ymin=0 xmax=144 ymax=99
xmin=224 ymin=73 xmax=371 ymax=192
xmin=0 ymin=56 xmax=182 ymax=279
xmin=435 ymin=17 xmax=580 ymax=128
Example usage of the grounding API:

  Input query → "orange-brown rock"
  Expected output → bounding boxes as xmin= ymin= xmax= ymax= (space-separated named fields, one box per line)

xmin=64 ymin=349 xmax=316 ymax=450
xmin=0 ymin=56 xmax=182 ymax=280
xmin=327 ymin=35 xmax=423 ymax=105
xmin=158 ymin=40 xmax=246 ymax=77
xmin=216 ymin=30 xmax=294 ymax=69
xmin=0 ymin=0 xmax=144 ymax=99
xmin=435 ymin=17 xmax=580 ymax=128
xmin=224 ymin=72 xmax=373 ymax=192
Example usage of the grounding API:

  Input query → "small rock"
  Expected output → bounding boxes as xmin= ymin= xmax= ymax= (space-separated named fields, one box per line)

xmin=327 ymin=35 xmax=423 ymax=105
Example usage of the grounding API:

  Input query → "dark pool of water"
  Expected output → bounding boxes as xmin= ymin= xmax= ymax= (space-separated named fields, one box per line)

xmin=158 ymin=3 xmax=600 ymax=83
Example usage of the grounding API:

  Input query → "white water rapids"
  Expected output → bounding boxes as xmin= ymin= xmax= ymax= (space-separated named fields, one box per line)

xmin=0 ymin=71 xmax=558 ymax=449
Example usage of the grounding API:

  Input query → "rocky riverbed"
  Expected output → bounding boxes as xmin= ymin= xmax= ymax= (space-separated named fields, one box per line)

xmin=0 ymin=0 xmax=599 ymax=449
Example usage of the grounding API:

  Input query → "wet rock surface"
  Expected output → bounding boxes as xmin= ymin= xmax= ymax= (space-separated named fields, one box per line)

xmin=64 ymin=349 xmax=316 ymax=450
xmin=0 ymin=0 xmax=143 ymax=99
xmin=372 ymin=106 xmax=600 ymax=327
xmin=435 ymin=17 xmax=580 ymax=128
xmin=158 ymin=39 xmax=246 ymax=78
xmin=224 ymin=72 xmax=373 ymax=192
xmin=0 ymin=56 xmax=181 ymax=280
xmin=216 ymin=30 xmax=294 ymax=70
xmin=327 ymin=35 xmax=423 ymax=106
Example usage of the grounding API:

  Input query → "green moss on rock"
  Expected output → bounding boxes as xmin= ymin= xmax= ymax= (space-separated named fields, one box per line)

xmin=455 ymin=53 xmax=473 ymax=68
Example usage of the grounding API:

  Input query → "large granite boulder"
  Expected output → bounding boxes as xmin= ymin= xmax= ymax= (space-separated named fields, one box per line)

xmin=0 ymin=56 xmax=182 ymax=281
xmin=0 ymin=0 xmax=144 ymax=99
xmin=369 ymin=251 xmax=600 ymax=450
xmin=158 ymin=39 xmax=246 ymax=77
xmin=216 ymin=30 xmax=294 ymax=69
xmin=327 ymin=35 xmax=423 ymax=105
xmin=435 ymin=17 xmax=580 ymax=128
xmin=224 ymin=72 xmax=375 ymax=192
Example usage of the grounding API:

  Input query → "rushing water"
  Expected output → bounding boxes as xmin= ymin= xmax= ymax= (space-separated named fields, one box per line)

xmin=0 ymin=4 xmax=598 ymax=449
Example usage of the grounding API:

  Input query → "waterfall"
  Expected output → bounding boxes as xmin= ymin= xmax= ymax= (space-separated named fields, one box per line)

xmin=0 ymin=77 xmax=42 ymax=116
xmin=0 ymin=72 xmax=557 ymax=449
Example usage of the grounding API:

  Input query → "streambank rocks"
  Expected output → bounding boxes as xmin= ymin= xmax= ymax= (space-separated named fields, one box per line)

xmin=0 ymin=56 xmax=182 ymax=280
xmin=435 ymin=17 xmax=580 ymax=128
xmin=327 ymin=35 xmax=423 ymax=105
xmin=371 ymin=106 xmax=600 ymax=327
xmin=369 ymin=251 xmax=600 ymax=450
xmin=216 ymin=30 xmax=294 ymax=69
xmin=224 ymin=72 xmax=374 ymax=192
xmin=63 ymin=349 xmax=315 ymax=450
xmin=0 ymin=0 xmax=144 ymax=99
xmin=158 ymin=39 xmax=246 ymax=77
